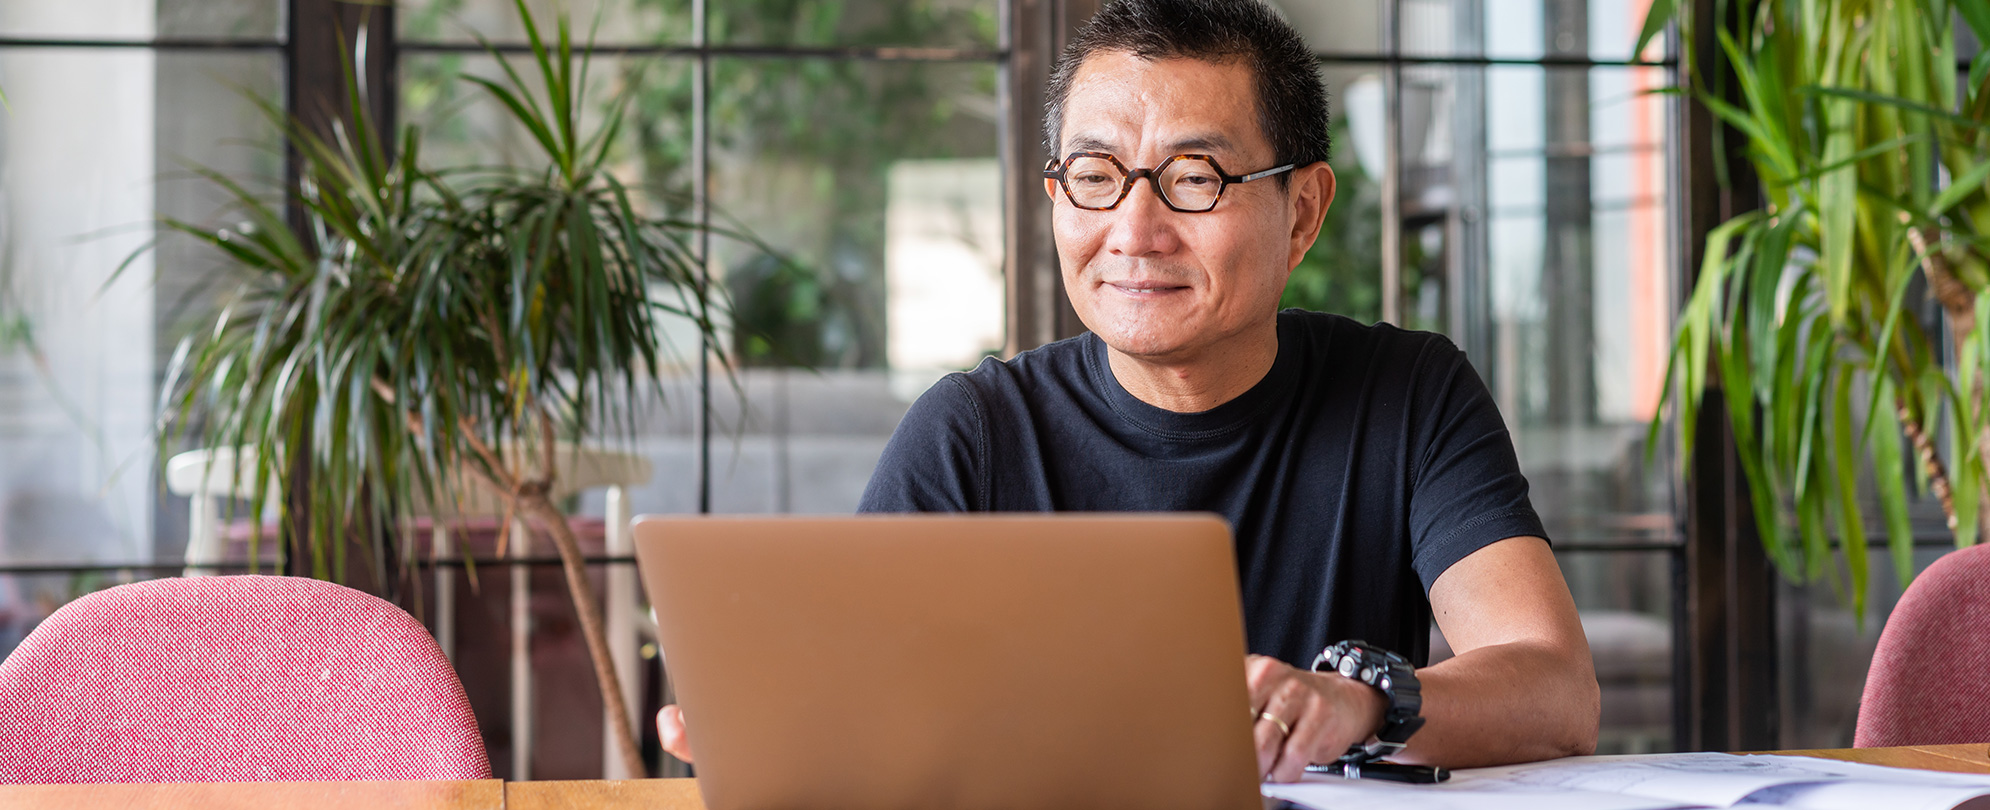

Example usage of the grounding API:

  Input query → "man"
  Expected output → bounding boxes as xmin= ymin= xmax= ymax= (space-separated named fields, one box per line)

xmin=662 ymin=0 xmax=1598 ymax=781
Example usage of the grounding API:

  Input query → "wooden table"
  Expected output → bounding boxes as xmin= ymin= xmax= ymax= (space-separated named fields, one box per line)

xmin=3 ymin=745 xmax=1986 ymax=810
xmin=0 ymin=779 xmax=502 ymax=810
xmin=1766 ymin=742 xmax=1990 ymax=775
xmin=503 ymin=744 xmax=1990 ymax=810
xmin=507 ymin=778 xmax=704 ymax=810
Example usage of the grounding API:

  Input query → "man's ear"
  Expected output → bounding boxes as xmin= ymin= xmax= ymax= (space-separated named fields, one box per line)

xmin=1286 ymin=162 xmax=1336 ymax=271
xmin=1045 ymin=176 xmax=1061 ymax=202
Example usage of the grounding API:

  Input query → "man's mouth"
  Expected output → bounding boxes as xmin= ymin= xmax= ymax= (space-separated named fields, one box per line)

xmin=1108 ymin=281 xmax=1189 ymax=294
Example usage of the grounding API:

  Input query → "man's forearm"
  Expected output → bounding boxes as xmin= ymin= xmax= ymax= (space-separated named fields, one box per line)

xmin=1392 ymin=638 xmax=1599 ymax=768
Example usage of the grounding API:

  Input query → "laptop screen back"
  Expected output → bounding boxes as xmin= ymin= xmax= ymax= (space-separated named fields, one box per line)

xmin=634 ymin=513 xmax=1262 ymax=810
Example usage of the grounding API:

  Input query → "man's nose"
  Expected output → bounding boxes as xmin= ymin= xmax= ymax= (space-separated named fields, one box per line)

xmin=1103 ymin=178 xmax=1180 ymax=258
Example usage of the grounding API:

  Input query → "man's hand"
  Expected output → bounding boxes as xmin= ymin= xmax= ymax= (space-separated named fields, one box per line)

xmin=1246 ymin=654 xmax=1386 ymax=783
xmin=657 ymin=705 xmax=695 ymax=764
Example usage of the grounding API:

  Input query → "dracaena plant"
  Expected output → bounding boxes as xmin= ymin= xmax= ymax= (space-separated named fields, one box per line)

xmin=1643 ymin=0 xmax=1990 ymax=618
xmin=151 ymin=2 xmax=742 ymax=775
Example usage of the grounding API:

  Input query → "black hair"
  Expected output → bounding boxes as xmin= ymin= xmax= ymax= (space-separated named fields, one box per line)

xmin=1043 ymin=0 xmax=1330 ymax=182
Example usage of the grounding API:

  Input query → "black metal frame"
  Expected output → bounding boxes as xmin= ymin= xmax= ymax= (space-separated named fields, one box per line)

xmin=1675 ymin=0 xmax=1778 ymax=753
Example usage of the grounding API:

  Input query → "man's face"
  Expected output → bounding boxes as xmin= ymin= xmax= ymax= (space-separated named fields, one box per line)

xmin=1048 ymin=51 xmax=1330 ymax=364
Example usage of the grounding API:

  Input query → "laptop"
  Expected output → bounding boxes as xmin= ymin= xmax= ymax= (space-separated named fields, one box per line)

xmin=632 ymin=513 xmax=1265 ymax=810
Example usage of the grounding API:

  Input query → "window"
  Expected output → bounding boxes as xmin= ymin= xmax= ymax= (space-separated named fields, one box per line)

xmin=0 ymin=0 xmax=285 ymax=643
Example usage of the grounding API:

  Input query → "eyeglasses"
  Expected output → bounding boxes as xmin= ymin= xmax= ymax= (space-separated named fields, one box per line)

xmin=1041 ymin=152 xmax=1295 ymax=213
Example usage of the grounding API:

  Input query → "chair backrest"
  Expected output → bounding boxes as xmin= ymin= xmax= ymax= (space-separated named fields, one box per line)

xmin=1856 ymin=542 xmax=1990 ymax=747
xmin=0 ymin=575 xmax=491 ymax=783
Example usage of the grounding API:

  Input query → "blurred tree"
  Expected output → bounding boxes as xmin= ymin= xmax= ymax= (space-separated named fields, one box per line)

xmin=1279 ymin=113 xmax=1383 ymax=323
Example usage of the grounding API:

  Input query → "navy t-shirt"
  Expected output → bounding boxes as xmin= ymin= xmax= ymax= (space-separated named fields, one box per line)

xmin=857 ymin=309 xmax=1548 ymax=667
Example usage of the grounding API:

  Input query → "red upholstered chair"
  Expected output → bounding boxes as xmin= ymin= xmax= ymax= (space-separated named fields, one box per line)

xmin=0 ymin=575 xmax=491 ymax=783
xmin=1856 ymin=542 xmax=1990 ymax=747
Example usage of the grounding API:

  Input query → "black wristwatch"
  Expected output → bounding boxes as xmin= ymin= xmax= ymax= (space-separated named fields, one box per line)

xmin=1311 ymin=640 xmax=1424 ymax=763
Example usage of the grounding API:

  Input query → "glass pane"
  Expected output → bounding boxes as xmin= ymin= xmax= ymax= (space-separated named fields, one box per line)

xmin=707 ymin=57 xmax=1000 ymax=372
xmin=1496 ymin=65 xmax=1679 ymax=545
xmin=713 ymin=0 xmax=997 ymax=50
xmin=1266 ymin=0 xmax=1385 ymax=55
xmin=400 ymin=53 xmax=694 ymax=187
xmin=696 ymin=369 xmax=906 ymax=514
xmin=399 ymin=0 xmax=692 ymax=47
xmin=0 ymin=572 xmax=165 ymax=660
xmin=1388 ymin=0 xmax=1668 ymax=62
xmin=1283 ymin=65 xmax=1384 ymax=324
xmin=588 ymin=375 xmax=704 ymax=516
xmin=0 ymin=49 xmax=282 ymax=574
xmin=0 ymin=0 xmax=282 ymax=41
xmin=399 ymin=0 xmax=1001 ymax=49
xmin=703 ymin=57 xmax=999 ymax=510
xmin=1399 ymin=63 xmax=1463 ymax=335
xmin=1775 ymin=543 xmax=1957 ymax=748
xmin=1446 ymin=64 xmax=1676 ymax=545
xmin=153 ymin=52 xmax=287 ymax=564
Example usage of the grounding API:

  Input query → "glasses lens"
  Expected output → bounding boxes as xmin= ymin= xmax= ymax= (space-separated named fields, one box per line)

xmin=1159 ymin=157 xmax=1224 ymax=211
xmin=1063 ymin=155 xmax=1126 ymax=208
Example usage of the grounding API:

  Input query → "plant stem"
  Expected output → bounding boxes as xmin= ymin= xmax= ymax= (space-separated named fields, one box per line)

xmin=1908 ymin=225 xmax=1976 ymax=350
xmin=396 ymin=380 xmax=647 ymax=776
xmin=1908 ymin=224 xmax=1987 ymax=539
xmin=1898 ymin=397 xmax=1958 ymax=528
xmin=518 ymin=488 xmax=647 ymax=778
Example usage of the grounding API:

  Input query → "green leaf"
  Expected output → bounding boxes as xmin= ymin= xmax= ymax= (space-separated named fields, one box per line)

xmin=1830 ymin=367 xmax=1869 ymax=621
xmin=1634 ymin=0 xmax=1678 ymax=62
xmin=1801 ymin=85 xmax=1990 ymax=132
xmin=1971 ymin=52 xmax=1990 ymax=107
xmin=1870 ymin=376 xmax=1915 ymax=590
xmin=1956 ymin=450 xmax=1982 ymax=550
xmin=1816 ymin=103 xmax=1858 ymax=324
xmin=1932 ymin=158 xmax=1990 ymax=218
xmin=1782 ymin=135 xmax=1925 ymax=185
xmin=1959 ymin=0 xmax=1990 ymax=48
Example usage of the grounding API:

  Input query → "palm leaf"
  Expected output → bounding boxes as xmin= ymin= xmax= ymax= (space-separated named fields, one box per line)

xmin=1652 ymin=0 xmax=1990 ymax=618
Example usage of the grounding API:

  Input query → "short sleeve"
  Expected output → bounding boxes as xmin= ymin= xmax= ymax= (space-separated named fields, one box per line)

xmin=1405 ymin=338 xmax=1550 ymax=591
xmin=857 ymin=374 xmax=987 ymax=513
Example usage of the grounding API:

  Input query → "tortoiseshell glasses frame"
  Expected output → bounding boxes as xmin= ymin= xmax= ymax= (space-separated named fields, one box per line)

xmin=1040 ymin=151 xmax=1296 ymax=213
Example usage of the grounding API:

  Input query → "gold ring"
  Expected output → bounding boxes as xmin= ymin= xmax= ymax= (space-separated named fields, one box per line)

xmin=1257 ymin=710 xmax=1292 ymax=737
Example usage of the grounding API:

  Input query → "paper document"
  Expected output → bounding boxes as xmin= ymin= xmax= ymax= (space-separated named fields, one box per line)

xmin=1261 ymin=752 xmax=1990 ymax=810
xmin=1261 ymin=774 xmax=1695 ymax=810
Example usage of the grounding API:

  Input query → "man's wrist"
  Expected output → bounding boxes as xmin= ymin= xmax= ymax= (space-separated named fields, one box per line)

xmin=1311 ymin=640 xmax=1425 ymax=762
xmin=1337 ymin=671 xmax=1388 ymax=740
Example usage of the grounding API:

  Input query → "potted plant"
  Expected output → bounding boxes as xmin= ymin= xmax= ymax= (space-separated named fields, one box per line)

xmin=1644 ymin=0 xmax=1990 ymax=616
xmin=152 ymin=2 xmax=735 ymax=775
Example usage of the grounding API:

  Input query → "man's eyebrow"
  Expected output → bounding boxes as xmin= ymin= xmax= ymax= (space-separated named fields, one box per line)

xmin=1065 ymin=134 xmax=1120 ymax=154
xmin=1060 ymin=133 xmax=1241 ymax=158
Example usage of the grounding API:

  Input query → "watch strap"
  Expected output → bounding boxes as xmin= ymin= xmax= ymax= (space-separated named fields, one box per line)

xmin=1311 ymin=640 xmax=1424 ymax=762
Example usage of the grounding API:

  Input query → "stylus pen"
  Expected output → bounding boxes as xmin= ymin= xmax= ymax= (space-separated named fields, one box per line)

xmin=1304 ymin=760 xmax=1450 ymax=783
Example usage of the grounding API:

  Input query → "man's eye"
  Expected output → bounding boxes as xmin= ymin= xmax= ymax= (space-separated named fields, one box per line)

xmin=1072 ymin=172 xmax=1115 ymax=185
xmin=1175 ymin=174 xmax=1218 ymax=187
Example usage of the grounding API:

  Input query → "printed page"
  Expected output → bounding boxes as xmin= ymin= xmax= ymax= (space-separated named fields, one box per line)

xmin=1261 ymin=772 xmax=1707 ymax=810
xmin=1738 ymin=779 xmax=1990 ymax=810
xmin=1464 ymin=753 xmax=1990 ymax=809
